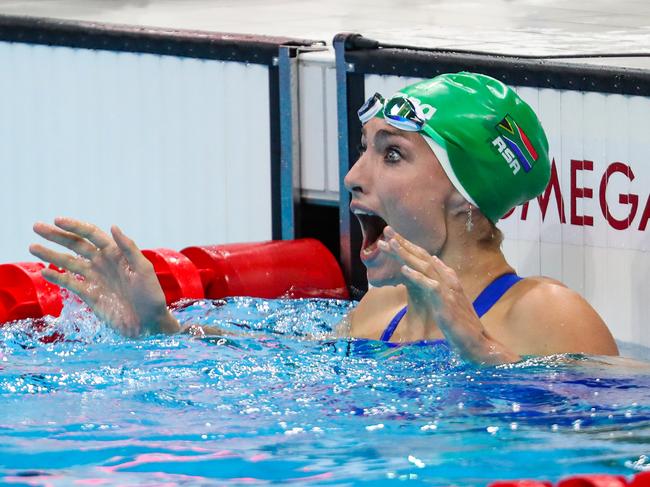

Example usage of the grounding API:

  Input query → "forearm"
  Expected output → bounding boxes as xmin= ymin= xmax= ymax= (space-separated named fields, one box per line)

xmin=458 ymin=331 xmax=521 ymax=365
xmin=179 ymin=323 xmax=235 ymax=337
xmin=439 ymin=317 xmax=521 ymax=365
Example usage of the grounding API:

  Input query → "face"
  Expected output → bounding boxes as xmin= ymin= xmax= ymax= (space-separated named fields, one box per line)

xmin=344 ymin=118 xmax=459 ymax=287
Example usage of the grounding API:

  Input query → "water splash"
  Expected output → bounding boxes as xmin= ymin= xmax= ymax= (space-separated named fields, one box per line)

xmin=0 ymin=297 xmax=649 ymax=485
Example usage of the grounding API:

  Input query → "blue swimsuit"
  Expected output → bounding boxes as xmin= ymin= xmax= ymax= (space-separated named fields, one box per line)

xmin=379 ymin=273 xmax=522 ymax=343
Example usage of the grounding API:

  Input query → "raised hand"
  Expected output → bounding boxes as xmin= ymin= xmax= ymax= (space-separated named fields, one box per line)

xmin=30 ymin=217 xmax=180 ymax=337
xmin=378 ymin=226 xmax=519 ymax=364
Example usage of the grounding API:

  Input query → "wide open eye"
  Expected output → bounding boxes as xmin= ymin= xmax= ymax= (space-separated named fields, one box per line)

xmin=385 ymin=147 xmax=402 ymax=163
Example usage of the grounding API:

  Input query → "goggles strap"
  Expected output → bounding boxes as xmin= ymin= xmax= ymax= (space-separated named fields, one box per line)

xmin=358 ymin=93 xmax=384 ymax=124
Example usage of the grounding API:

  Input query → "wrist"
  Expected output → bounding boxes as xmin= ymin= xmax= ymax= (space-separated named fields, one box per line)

xmin=144 ymin=307 xmax=181 ymax=335
xmin=181 ymin=324 xmax=206 ymax=337
xmin=466 ymin=331 xmax=520 ymax=365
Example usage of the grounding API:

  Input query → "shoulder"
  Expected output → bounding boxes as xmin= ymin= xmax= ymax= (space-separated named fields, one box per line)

xmin=503 ymin=277 xmax=618 ymax=356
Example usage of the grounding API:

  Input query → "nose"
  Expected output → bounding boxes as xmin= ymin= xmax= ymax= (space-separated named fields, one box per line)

xmin=344 ymin=154 xmax=366 ymax=195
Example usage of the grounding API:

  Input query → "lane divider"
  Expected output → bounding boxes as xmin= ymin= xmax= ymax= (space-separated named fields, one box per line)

xmin=0 ymin=238 xmax=348 ymax=324
xmin=180 ymin=239 xmax=348 ymax=301
xmin=490 ymin=473 xmax=649 ymax=487
xmin=0 ymin=262 xmax=63 ymax=323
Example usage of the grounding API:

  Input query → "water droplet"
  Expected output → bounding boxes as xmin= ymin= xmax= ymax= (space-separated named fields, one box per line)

xmin=408 ymin=455 xmax=426 ymax=468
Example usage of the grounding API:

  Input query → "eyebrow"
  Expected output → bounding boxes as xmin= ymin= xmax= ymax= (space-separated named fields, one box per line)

xmin=374 ymin=128 xmax=410 ymax=146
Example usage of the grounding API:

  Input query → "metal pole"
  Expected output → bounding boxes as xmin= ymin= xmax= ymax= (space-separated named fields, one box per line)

xmin=278 ymin=45 xmax=300 ymax=240
xmin=334 ymin=34 xmax=368 ymax=298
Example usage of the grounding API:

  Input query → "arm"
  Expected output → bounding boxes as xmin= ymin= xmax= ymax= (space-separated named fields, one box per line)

xmin=31 ymin=217 xmax=183 ymax=337
xmin=378 ymin=227 xmax=618 ymax=363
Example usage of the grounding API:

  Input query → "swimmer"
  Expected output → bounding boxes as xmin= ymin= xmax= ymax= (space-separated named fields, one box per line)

xmin=30 ymin=72 xmax=618 ymax=364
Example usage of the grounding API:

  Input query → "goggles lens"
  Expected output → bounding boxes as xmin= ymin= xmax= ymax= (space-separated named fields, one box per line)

xmin=357 ymin=93 xmax=425 ymax=132
xmin=384 ymin=95 xmax=424 ymax=131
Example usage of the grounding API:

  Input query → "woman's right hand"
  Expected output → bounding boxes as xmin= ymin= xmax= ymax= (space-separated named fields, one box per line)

xmin=30 ymin=217 xmax=180 ymax=337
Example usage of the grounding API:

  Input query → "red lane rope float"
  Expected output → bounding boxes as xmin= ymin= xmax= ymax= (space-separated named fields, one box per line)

xmin=0 ymin=239 xmax=349 ymax=325
xmin=489 ymin=474 xmax=650 ymax=487
xmin=631 ymin=472 xmax=650 ymax=487
xmin=558 ymin=475 xmax=629 ymax=487
xmin=141 ymin=248 xmax=204 ymax=305
xmin=0 ymin=262 xmax=63 ymax=324
xmin=489 ymin=481 xmax=552 ymax=487
xmin=181 ymin=238 xmax=349 ymax=300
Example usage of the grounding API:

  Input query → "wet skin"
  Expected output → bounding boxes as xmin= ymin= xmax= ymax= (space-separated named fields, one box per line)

xmin=343 ymin=118 xmax=618 ymax=363
xmin=29 ymin=117 xmax=619 ymax=364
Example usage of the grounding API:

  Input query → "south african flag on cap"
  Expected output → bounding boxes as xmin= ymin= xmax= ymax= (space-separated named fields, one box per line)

xmin=496 ymin=114 xmax=539 ymax=173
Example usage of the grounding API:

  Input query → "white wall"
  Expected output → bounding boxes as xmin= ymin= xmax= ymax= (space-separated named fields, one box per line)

xmin=0 ymin=41 xmax=273 ymax=261
xmin=362 ymin=74 xmax=650 ymax=347
xmin=297 ymin=50 xmax=339 ymax=204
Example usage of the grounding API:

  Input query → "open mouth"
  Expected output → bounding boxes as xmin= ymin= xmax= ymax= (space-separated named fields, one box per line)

xmin=354 ymin=210 xmax=388 ymax=253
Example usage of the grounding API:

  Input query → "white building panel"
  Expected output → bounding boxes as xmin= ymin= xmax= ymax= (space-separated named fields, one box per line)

xmin=325 ymin=66 xmax=339 ymax=194
xmin=0 ymin=41 xmax=272 ymax=261
xmin=297 ymin=50 xmax=339 ymax=202
xmin=301 ymin=68 xmax=459 ymax=204
xmin=362 ymin=73 xmax=650 ymax=347
xmin=299 ymin=62 xmax=327 ymax=192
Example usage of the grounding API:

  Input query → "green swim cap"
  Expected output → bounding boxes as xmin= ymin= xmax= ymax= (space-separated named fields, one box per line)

xmin=375 ymin=72 xmax=550 ymax=223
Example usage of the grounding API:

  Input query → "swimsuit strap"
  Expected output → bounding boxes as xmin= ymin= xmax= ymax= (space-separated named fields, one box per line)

xmin=472 ymin=273 xmax=522 ymax=318
xmin=380 ymin=273 xmax=522 ymax=342
xmin=379 ymin=305 xmax=408 ymax=342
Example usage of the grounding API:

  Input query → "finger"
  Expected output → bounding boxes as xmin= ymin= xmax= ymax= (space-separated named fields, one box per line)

xmin=41 ymin=267 xmax=94 ymax=306
xmin=400 ymin=264 xmax=441 ymax=291
xmin=383 ymin=226 xmax=452 ymax=281
xmin=29 ymin=243 xmax=90 ymax=276
xmin=111 ymin=225 xmax=149 ymax=271
xmin=53 ymin=217 xmax=113 ymax=250
xmin=381 ymin=235 xmax=443 ymax=281
xmin=384 ymin=226 xmax=432 ymax=261
xmin=33 ymin=222 xmax=98 ymax=259
xmin=377 ymin=236 xmax=429 ymax=271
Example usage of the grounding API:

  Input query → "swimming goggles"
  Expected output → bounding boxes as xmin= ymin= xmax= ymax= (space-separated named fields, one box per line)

xmin=357 ymin=92 xmax=426 ymax=132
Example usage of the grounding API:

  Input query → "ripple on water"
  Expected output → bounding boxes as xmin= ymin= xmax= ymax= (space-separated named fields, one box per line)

xmin=0 ymin=296 xmax=649 ymax=485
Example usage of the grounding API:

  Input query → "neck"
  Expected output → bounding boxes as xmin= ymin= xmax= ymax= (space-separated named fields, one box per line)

xmin=439 ymin=231 xmax=514 ymax=302
xmin=398 ymin=230 xmax=513 ymax=342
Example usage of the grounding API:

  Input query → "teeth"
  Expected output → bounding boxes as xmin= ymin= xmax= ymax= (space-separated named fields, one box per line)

xmin=352 ymin=208 xmax=376 ymax=216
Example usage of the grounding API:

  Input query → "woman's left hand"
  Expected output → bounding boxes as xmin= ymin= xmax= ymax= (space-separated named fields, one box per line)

xmin=378 ymin=226 xmax=519 ymax=364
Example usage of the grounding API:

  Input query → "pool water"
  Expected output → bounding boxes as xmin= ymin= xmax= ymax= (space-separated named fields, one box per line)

xmin=0 ymin=297 xmax=649 ymax=486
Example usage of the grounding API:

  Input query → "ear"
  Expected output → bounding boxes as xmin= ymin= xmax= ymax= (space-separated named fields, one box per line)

xmin=447 ymin=190 xmax=473 ymax=218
